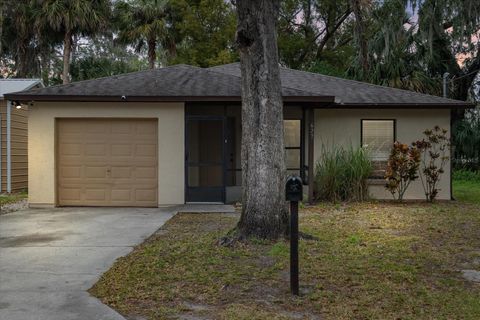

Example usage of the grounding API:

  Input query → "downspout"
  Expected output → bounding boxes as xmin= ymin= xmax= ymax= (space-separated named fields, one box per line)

xmin=6 ymin=100 xmax=11 ymax=193
xmin=450 ymin=110 xmax=455 ymax=200
xmin=0 ymin=112 xmax=2 ymax=193
xmin=307 ymin=108 xmax=315 ymax=204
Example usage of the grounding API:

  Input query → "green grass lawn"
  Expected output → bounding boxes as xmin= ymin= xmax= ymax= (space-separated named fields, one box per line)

xmin=453 ymin=179 xmax=480 ymax=204
xmin=0 ymin=191 xmax=27 ymax=207
xmin=90 ymin=200 xmax=480 ymax=320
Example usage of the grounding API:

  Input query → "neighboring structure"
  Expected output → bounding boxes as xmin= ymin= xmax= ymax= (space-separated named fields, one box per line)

xmin=0 ymin=79 xmax=43 ymax=193
xmin=5 ymin=64 xmax=473 ymax=207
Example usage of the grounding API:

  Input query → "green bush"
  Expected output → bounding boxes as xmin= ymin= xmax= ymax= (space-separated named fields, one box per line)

xmin=453 ymin=169 xmax=480 ymax=182
xmin=315 ymin=145 xmax=373 ymax=202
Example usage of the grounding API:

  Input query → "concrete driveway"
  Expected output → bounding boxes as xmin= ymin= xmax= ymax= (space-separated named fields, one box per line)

xmin=0 ymin=207 xmax=178 ymax=320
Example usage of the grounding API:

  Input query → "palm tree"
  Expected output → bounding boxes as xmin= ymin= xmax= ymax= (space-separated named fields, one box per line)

xmin=113 ymin=0 xmax=176 ymax=69
xmin=3 ymin=1 xmax=37 ymax=77
xmin=33 ymin=0 xmax=110 ymax=84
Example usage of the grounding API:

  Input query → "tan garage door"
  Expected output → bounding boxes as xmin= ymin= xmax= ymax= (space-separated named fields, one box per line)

xmin=57 ymin=119 xmax=158 ymax=207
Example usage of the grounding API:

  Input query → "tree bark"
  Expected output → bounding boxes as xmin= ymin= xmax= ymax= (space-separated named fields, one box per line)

xmin=40 ymin=47 xmax=51 ymax=86
xmin=62 ymin=30 xmax=72 ymax=84
xmin=148 ymin=38 xmax=157 ymax=69
xmin=0 ymin=0 xmax=3 ymax=57
xmin=235 ymin=0 xmax=288 ymax=240
xmin=15 ymin=42 xmax=29 ymax=78
xmin=351 ymin=0 xmax=369 ymax=74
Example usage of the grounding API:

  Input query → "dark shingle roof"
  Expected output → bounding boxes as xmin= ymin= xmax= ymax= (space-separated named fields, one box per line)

xmin=4 ymin=64 xmax=331 ymax=103
xmin=209 ymin=63 xmax=470 ymax=107
xmin=5 ymin=62 xmax=472 ymax=108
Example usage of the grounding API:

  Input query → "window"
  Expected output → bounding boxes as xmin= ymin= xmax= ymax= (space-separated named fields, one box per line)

xmin=361 ymin=120 xmax=395 ymax=161
xmin=284 ymin=119 xmax=302 ymax=176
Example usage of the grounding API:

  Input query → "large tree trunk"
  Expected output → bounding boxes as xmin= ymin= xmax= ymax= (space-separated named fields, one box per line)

xmin=15 ymin=43 xmax=29 ymax=78
xmin=148 ymin=38 xmax=157 ymax=69
xmin=0 ymin=0 xmax=3 ymax=57
xmin=40 ymin=47 xmax=51 ymax=86
xmin=351 ymin=0 xmax=369 ymax=75
xmin=62 ymin=30 xmax=72 ymax=84
xmin=236 ymin=0 xmax=288 ymax=240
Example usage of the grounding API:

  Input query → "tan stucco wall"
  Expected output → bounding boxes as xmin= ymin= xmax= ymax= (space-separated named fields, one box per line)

xmin=28 ymin=102 xmax=185 ymax=207
xmin=314 ymin=109 xmax=451 ymax=200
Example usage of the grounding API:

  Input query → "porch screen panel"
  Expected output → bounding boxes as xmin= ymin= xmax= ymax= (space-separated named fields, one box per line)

xmin=361 ymin=120 xmax=395 ymax=161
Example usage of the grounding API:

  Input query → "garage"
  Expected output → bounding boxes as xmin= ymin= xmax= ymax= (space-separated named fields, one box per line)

xmin=57 ymin=118 xmax=158 ymax=207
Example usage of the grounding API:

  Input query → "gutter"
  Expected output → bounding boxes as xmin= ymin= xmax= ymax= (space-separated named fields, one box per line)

xmin=4 ymin=94 xmax=472 ymax=109
xmin=3 ymin=94 xmax=336 ymax=104
xmin=331 ymin=102 xmax=475 ymax=109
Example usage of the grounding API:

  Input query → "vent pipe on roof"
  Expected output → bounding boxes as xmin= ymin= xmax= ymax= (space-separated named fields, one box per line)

xmin=443 ymin=72 xmax=450 ymax=98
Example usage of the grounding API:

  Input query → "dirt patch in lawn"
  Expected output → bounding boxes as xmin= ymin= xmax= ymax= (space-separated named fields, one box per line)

xmin=90 ymin=202 xmax=480 ymax=319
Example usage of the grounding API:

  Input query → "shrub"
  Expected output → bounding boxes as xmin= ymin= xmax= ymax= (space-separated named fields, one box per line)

xmin=385 ymin=142 xmax=421 ymax=201
xmin=453 ymin=169 xmax=480 ymax=182
xmin=315 ymin=145 xmax=373 ymax=202
xmin=413 ymin=126 xmax=451 ymax=202
xmin=453 ymin=109 xmax=480 ymax=170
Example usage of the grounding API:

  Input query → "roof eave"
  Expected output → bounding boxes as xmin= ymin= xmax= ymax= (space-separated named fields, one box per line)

xmin=4 ymin=94 xmax=336 ymax=104
xmin=332 ymin=102 xmax=475 ymax=109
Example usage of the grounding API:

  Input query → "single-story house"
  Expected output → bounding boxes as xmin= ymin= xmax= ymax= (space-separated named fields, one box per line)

xmin=5 ymin=63 xmax=473 ymax=207
xmin=0 ymin=78 xmax=43 ymax=193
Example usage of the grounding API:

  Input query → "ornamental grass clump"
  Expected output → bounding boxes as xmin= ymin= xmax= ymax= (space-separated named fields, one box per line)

xmin=315 ymin=145 xmax=373 ymax=202
xmin=385 ymin=142 xmax=421 ymax=201
xmin=414 ymin=126 xmax=451 ymax=202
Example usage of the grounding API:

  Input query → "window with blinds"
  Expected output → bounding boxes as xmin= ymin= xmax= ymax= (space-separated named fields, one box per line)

xmin=361 ymin=120 xmax=395 ymax=160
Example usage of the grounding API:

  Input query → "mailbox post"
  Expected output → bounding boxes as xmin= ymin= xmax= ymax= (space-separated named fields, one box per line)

xmin=286 ymin=175 xmax=303 ymax=296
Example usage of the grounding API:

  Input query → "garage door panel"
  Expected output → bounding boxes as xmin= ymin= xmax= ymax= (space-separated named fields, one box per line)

xmin=111 ymin=144 xmax=132 ymax=156
xmin=58 ymin=188 xmax=82 ymax=201
xmin=111 ymin=121 xmax=133 ymax=134
xmin=57 ymin=119 xmax=158 ymax=207
xmin=60 ymin=143 xmax=82 ymax=155
xmin=84 ymin=189 xmax=107 ymax=201
xmin=85 ymin=144 xmax=107 ymax=156
xmin=136 ymin=123 xmax=157 ymax=134
xmin=135 ymin=144 xmax=157 ymax=157
xmin=58 ymin=121 xmax=84 ymax=133
xmin=135 ymin=167 xmax=157 ymax=178
xmin=84 ymin=166 xmax=108 ymax=178
xmin=135 ymin=189 xmax=157 ymax=201
xmin=60 ymin=166 xmax=82 ymax=178
xmin=111 ymin=189 xmax=132 ymax=201
xmin=111 ymin=167 xmax=132 ymax=178
xmin=84 ymin=122 xmax=109 ymax=133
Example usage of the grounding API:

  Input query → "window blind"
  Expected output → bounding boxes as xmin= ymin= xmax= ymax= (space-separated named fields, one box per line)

xmin=362 ymin=120 xmax=394 ymax=160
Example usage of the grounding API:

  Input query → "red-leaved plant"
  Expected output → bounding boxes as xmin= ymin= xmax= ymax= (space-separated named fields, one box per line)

xmin=413 ymin=126 xmax=451 ymax=202
xmin=385 ymin=142 xmax=421 ymax=201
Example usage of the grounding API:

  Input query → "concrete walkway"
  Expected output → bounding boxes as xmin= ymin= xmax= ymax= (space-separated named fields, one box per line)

xmin=0 ymin=205 xmax=235 ymax=320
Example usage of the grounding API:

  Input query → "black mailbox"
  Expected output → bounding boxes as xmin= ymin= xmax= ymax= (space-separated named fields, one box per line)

xmin=286 ymin=176 xmax=303 ymax=202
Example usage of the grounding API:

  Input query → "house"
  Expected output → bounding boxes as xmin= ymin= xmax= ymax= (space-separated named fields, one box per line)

xmin=4 ymin=64 xmax=473 ymax=207
xmin=0 ymin=79 xmax=43 ymax=193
